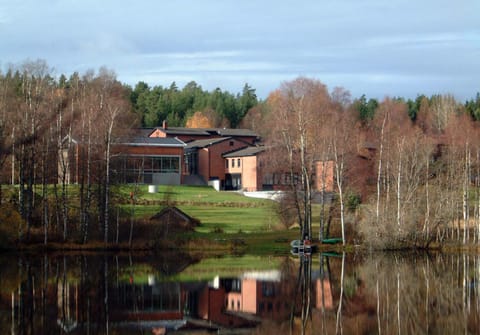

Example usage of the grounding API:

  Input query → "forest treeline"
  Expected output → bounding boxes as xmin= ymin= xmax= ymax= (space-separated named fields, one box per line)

xmin=130 ymin=80 xmax=258 ymax=128
xmin=1 ymin=59 xmax=480 ymax=249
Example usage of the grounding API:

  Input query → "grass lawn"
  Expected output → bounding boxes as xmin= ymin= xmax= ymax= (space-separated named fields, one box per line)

xmin=2 ymin=184 xmax=309 ymax=252
xmin=171 ymin=255 xmax=283 ymax=281
xmin=117 ymin=184 xmax=270 ymax=205
xmin=121 ymin=185 xmax=280 ymax=233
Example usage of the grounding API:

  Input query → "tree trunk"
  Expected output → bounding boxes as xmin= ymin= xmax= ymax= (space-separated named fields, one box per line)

xmin=333 ymin=140 xmax=346 ymax=245
xmin=376 ymin=111 xmax=388 ymax=224
xmin=396 ymin=138 xmax=404 ymax=230
xmin=335 ymin=252 xmax=345 ymax=334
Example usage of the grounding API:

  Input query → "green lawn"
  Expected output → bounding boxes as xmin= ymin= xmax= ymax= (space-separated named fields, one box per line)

xmin=118 ymin=184 xmax=270 ymax=205
xmin=170 ymin=255 xmax=283 ymax=281
xmin=2 ymin=184 xmax=304 ymax=251
xmin=120 ymin=185 xmax=280 ymax=233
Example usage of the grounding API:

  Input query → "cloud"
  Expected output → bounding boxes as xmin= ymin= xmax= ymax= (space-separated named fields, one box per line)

xmin=1 ymin=0 xmax=478 ymax=100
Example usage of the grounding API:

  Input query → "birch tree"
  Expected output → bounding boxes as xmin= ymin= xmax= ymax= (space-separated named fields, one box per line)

xmin=15 ymin=60 xmax=53 ymax=239
xmin=267 ymin=77 xmax=331 ymax=240
xmin=93 ymin=68 xmax=130 ymax=244
xmin=444 ymin=113 xmax=479 ymax=245
xmin=329 ymin=96 xmax=355 ymax=245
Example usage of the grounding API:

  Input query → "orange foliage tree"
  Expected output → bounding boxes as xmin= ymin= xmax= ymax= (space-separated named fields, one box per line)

xmin=185 ymin=108 xmax=229 ymax=128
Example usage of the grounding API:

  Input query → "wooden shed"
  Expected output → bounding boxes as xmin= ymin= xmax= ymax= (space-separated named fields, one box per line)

xmin=150 ymin=206 xmax=200 ymax=234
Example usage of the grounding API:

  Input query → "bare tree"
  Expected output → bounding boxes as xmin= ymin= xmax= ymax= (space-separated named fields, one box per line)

xmin=267 ymin=78 xmax=332 ymax=240
xmin=15 ymin=60 xmax=53 ymax=239
xmin=444 ymin=113 xmax=479 ymax=245
xmin=92 ymin=68 xmax=130 ymax=244
xmin=330 ymin=104 xmax=355 ymax=245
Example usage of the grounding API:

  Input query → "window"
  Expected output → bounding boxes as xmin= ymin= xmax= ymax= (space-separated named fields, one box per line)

xmin=225 ymin=159 xmax=229 ymax=168
xmin=262 ymin=282 xmax=275 ymax=297
xmin=232 ymin=159 xmax=235 ymax=168
xmin=229 ymin=140 xmax=234 ymax=146
xmin=231 ymin=279 xmax=242 ymax=292
xmin=237 ymin=158 xmax=241 ymax=167
xmin=121 ymin=155 xmax=180 ymax=184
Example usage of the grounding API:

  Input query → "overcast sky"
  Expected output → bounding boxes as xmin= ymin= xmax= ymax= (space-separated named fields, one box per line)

xmin=1 ymin=0 xmax=479 ymax=100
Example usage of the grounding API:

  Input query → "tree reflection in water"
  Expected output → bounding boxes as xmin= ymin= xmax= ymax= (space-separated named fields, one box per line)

xmin=260 ymin=252 xmax=480 ymax=335
xmin=1 ymin=252 xmax=479 ymax=334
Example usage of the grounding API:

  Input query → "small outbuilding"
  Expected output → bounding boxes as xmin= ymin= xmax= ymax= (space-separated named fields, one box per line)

xmin=150 ymin=206 xmax=200 ymax=235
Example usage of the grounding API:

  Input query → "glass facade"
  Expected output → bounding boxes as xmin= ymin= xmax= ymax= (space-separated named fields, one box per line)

xmin=112 ymin=155 xmax=181 ymax=184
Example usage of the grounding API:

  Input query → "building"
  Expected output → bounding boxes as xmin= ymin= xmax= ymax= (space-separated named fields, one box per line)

xmin=184 ymin=137 xmax=257 ymax=189
xmin=111 ymin=135 xmax=186 ymax=185
xmin=150 ymin=121 xmax=259 ymax=145
xmin=223 ymin=146 xmax=265 ymax=191
xmin=61 ymin=124 xmax=339 ymax=194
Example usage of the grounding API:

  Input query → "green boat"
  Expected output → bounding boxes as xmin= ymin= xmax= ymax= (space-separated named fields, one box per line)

xmin=321 ymin=238 xmax=342 ymax=244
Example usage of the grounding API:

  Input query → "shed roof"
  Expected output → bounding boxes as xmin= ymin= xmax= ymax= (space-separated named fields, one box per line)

xmin=150 ymin=206 xmax=200 ymax=226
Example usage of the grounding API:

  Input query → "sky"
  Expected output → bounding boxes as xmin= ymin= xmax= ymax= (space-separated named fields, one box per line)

xmin=1 ymin=0 xmax=479 ymax=100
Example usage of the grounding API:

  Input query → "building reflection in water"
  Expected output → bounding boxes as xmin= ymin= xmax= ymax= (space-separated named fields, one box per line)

xmin=4 ymin=252 xmax=480 ymax=334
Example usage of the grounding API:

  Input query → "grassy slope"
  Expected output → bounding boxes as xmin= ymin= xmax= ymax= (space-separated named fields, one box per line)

xmin=120 ymin=185 xmax=279 ymax=233
xmin=1 ymin=184 xmax=308 ymax=252
xmin=120 ymin=185 xmax=301 ymax=253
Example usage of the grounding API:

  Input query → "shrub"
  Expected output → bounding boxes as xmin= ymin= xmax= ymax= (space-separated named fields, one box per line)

xmin=346 ymin=192 xmax=361 ymax=212
xmin=0 ymin=203 xmax=24 ymax=247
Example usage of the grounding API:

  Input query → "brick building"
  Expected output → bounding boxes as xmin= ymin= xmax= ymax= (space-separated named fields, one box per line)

xmin=62 ymin=124 xmax=337 ymax=193
xmin=223 ymin=146 xmax=265 ymax=191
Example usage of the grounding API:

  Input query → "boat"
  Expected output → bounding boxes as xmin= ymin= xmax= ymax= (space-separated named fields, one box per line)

xmin=321 ymin=238 xmax=342 ymax=244
xmin=290 ymin=239 xmax=314 ymax=255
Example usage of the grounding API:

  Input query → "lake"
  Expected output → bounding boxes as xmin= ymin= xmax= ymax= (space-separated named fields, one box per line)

xmin=0 ymin=250 xmax=478 ymax=334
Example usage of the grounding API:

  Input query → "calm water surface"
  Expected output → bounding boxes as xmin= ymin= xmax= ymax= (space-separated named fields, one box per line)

xmin=0 ymin=251 xmax=479 ymax=334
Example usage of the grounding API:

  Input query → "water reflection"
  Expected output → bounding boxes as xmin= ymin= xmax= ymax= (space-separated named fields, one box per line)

xmin=0 ymin=252 xmax=479 ymax=334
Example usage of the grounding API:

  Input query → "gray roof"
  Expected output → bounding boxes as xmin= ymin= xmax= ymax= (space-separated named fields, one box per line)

xmin=158 ymin=127 xmax=258 ymax=138
xmin=185 ymin=137 xmax=231 ymax=149
xmin=223 ymin=146 xmax=265 ymax=158
xmin=116 ymin=136 xmax=186 ymax=147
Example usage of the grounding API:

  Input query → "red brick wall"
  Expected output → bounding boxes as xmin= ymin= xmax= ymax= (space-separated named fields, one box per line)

xmin=196 ymin=139 xmax=247 ymax=184
xmin=315 ymin=160 xmax=335 ymax=192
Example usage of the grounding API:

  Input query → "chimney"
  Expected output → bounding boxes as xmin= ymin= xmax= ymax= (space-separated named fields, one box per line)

xmin=162 ymin=120 xmax=168 ymax=129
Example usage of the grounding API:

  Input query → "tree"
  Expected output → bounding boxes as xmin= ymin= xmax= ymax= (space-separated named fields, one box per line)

xmin=235 ymin=83 xmax=258 ymax=127
xmin=406 ymin=94 xmax=426 ymax=121
xmin=130 ymin=81 xmax=150 ymax=126
xmin=93 ymin=68 xmax=131 ymax=244
xmin=353 ymin=94 xmax=378 ymax=124
xmin=465 ymin=92 xmax=480 ymax=121
xmin=430 ymin=94 xmax=459 ymax=133
xmin=329 ymin=98 xmax=356 ymax=245
xmin=185 ymin=108 xmax=228 ymax=128
xmin=444 ymin=113 xmax=480 ymax=244
xmin=239 ymin=102 xmax=270 ymax=138
xmin=0 ymin=69 xmax=16 ymax=201
xmin=267 ymin=77 xmax=332 ymax=240
xmin=14 ymin=60 xmax=53 ymax=239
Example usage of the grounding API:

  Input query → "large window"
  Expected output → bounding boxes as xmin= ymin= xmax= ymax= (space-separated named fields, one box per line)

xmin=114 ymin=155 xmax=180 ymax=184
